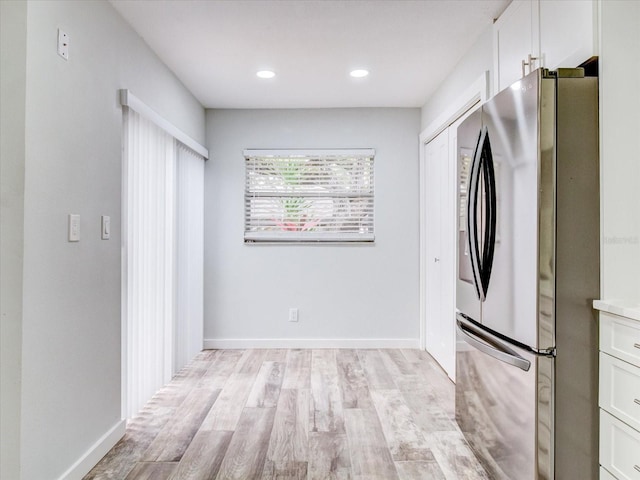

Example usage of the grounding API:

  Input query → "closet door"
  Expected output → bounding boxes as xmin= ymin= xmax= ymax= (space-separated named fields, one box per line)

xmin=423 ymin=113 xmax=473 ymax=382
xmin=424 ymin=128 xmax=452 ymax=377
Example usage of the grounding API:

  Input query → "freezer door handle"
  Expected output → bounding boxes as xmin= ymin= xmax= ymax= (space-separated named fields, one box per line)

xmin=467 ymin=126 xmax=497 ymax=302
xmin=467 ymin=128 xmax=485 ymax=301
xmin=456 ymin=317 xmax=531 ymax=372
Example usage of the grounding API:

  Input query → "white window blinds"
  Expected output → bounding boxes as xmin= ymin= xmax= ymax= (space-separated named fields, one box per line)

xmin=244 ymin=149 xmax=375 ymax=243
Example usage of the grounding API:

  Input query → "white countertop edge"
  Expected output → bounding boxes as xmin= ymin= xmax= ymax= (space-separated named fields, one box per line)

xmin=593 ymin=299 xmax=640 ymax=322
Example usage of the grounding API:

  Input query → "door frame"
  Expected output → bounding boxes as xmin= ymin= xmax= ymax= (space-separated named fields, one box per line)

xmin=419 ymin=72 xmax=490 ymax=353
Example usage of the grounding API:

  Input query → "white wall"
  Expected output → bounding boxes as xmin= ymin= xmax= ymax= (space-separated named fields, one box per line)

xmin=0 ymin=2 xmax=27 ymax=478
xmin=9 ymin=1 xmax=205 ymax=479
xmin=599 ymin=0 xmax=640 ymax=303
xmin=421 ymin=26 xmax=493 ymax=131
xmin=204 ymin=108 xmax=420 ymax=346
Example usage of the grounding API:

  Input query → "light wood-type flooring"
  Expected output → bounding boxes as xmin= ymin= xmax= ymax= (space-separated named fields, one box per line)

xmin=85 ymin=349 xmax=489 ymax=479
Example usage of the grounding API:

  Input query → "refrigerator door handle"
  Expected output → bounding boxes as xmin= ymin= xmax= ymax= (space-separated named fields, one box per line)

xmin=467 ymin=128 xmax=485 ymax=301
xmin=479 ymin=130 xmax=497 ymax=297
xmin=456 ymin=317 xmax=531 ymax=372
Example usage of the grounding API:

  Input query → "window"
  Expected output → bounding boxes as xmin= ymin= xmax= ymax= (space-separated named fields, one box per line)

xmin=244 ymin=149 xmax=375 ymax=243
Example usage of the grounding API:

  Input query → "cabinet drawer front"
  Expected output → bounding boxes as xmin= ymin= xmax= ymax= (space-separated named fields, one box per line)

xmin=600 ymin=352 xmax=640 ymax=431
xmin=600 ymin=312 xmax=640 ymax=367
xmin=600 ymin=410 xmax=640 ymax=480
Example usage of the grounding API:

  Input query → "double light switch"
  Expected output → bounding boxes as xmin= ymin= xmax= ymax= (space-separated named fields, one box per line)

xmin=67 ymin=214 xmax=111 ymax=241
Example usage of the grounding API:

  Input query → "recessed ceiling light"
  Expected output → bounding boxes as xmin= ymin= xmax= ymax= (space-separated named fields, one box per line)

xmin=350 ymin=69 xmax=369 ymax=78
xmin=256 ymin=70 xmax=276 ymax=79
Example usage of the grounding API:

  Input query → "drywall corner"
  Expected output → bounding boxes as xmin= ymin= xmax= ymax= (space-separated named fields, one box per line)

xmin=421 ymin=25 xmax=493 ymax=131
xmin=0 ymin=1 xmax=27 ymax=479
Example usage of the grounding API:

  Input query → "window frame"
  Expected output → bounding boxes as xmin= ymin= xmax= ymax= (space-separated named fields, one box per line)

xmin=243 ymin=148 xmax=375 ymax=244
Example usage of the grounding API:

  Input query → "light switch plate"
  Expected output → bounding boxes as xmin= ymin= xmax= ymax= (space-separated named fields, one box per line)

xmin=101 ymin=215 xmax=110 ymax=240
xmin=68 ymin=214 xmax=80 ymax=242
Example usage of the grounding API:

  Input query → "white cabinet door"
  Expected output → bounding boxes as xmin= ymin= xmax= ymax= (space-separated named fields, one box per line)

xmin=600 ymin=409 xmax=640 ymax=480
xmin=599 ymin=352 xmax=640 ymax=433
xmin=493 ymin=0 xmax=540 ymax=93
xmin=539 ymin=0 xmax=596 ymax=70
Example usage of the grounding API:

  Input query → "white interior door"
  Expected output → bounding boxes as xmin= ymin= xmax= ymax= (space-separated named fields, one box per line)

xmin=423 ymin=112 xmax=474 ymax=382
xmin=424 ymin=129 xmax=452 ymax=377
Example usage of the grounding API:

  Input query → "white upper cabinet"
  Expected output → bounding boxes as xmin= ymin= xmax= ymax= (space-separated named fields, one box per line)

xmin=493 ymin=0 xmax=597 ymax=94
xmin=539 ymin=0 xmax=597 ymax=71
xmin=493 ymin=0 xmax=540 ymax=93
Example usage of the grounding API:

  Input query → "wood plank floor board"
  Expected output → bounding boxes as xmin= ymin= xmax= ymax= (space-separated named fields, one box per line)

xmin=168 ymin=350 xmax=220 ymax=392
xmin=282 ymin=349 xmax=312 ymax=390
xmin=399 ymin=348 xmax=424 ymax=366
xmin=199 ymin=372 xmax=257 ymax=431
xmin=236 ymin=348 xmax=269 ymax=374
xmin=394 ymin=460 xmax=447 ymax=480
xmin=169 ymin=430 xmax=232 ymax=480
xmin=85 ymin=349 xmax=489 ymax=480
xmin=396 ymin=378 xmax=458 ymax=432
xmin=424 ymin=431 xmax=491 ymax=480
xmin=356 ymin=349 xmax=396 ymax=390
xmin=264 ymin=348 xmax=289 ymax=362
xmin=198 ymin=349 xmax=245 ymax=389
xmin=379 ymin=349 xmax=417 ymax=377
xmin=343 ymin=408 xmax=399 ymax=479
xmin=335 ymin=349 xmax=373 ymax=409
xmin=216 ymin=407 xmax=277 ymax=479
xmin=142 ymin=386 xmax=221 ymax=462
xmin=370 ymin=389 xmax=434 ymax=462
xmin=307 ymin=432 xmax=352 ymax=480
xmin=261 ymin=460 xmax=308 ymax=480
xmin=123 ymin=461 xmax=177 ymax=480
xmin=265 ymin=389 xmax=309 ymax=466
xmin=246 ymin=361 xmax=285 ymax=408
xmin=310 ymin=349 xmax=345 ymax=433
xmin=84 ymin=394 xmax=194 ymax=478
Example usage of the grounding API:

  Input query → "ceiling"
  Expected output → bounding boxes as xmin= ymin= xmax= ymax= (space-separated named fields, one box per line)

xmin=110 ymin=0 xmax=510 ymax=109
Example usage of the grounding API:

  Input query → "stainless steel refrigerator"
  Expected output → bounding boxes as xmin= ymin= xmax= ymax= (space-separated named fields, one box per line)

xmin=455 ymin=68 xmax=599 ymax=480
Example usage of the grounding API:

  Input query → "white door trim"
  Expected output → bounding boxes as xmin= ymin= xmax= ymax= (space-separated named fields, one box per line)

xmin=419 ymin=72 xmax=489 ymax=351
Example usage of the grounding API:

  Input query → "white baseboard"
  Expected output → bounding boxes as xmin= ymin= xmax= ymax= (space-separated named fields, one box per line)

xmin=203 ymin=338 xmax=420 ymax=349
xmin=58 ymin=419 xmax=126 ymax=480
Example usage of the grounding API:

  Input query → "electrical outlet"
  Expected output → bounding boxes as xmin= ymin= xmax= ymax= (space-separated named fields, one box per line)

xmin=288 ymin=308 xmax=298 ymax=322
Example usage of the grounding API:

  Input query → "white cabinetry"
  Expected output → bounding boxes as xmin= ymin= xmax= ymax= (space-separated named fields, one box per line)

xmin=493 ymin=0 xmax=539 ymax=93
xmin=493 ymin=0 xmax=597 ymax=93
xmin=598 ymin=310 xmax=640 ymax=480
xmin=539 ymin=0 xmax=597 ymax=71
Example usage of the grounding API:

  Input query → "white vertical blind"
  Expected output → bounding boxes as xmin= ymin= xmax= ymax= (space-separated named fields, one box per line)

xmin=174 ymin=143 xmax=204 ymax=373
xmin=123 ymin=108 xmax=176 ymax=418
xmin=122 ymin=92 xmax=207 ymax=419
